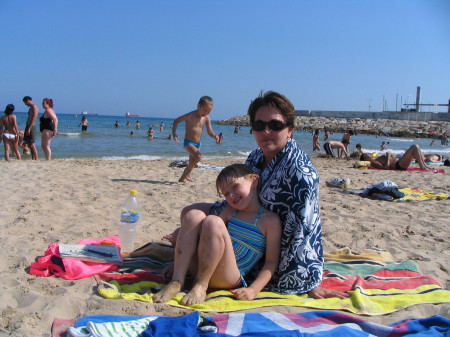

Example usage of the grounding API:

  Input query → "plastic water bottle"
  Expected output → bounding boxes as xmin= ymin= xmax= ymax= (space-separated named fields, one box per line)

xmin=118 ymin=190 xmax=140 ymax=253
xmin=344 ymin=178 xmax=351 ymax=189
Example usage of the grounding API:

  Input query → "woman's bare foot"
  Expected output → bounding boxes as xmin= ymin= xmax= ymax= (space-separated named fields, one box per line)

xmin=152 ymin=281 xmax=182 ymax=303
xmin=180 ymin=284 xmax=207 ymax=305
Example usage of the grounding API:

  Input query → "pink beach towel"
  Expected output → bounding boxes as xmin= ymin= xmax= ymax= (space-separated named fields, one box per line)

xmin=29 ymin=235 xmax=121 ymax=280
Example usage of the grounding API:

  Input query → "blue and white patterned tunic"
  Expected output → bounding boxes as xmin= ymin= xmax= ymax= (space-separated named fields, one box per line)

xmin=211 ymin=139 xmax=323 ymax=294
xmin=246 ymin=139 xmax=323 ymax=294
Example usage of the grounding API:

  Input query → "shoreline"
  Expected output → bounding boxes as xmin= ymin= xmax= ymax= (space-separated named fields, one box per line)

xmin=0 ymin=158 xmax=448 ymax=335
xmin=216 ymin=115 xmax=450 ymax=139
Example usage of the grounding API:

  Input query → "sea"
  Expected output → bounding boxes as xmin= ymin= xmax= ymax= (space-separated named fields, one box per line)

xmin=5 ymin=112 xmax=450 ymax=161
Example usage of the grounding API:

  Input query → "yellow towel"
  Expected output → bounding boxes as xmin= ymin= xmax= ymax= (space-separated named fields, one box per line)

xmin=354 ymin=160 xmax=371 ymax=168
xmin=324 ymin=247 xmax=395 ymax=262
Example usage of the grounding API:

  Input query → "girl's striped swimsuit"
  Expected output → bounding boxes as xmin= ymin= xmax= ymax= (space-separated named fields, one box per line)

xmin=228 ymin=208 xmax=266 ymax=278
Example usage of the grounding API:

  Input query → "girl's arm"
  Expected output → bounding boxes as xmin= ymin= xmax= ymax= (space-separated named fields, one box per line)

xmin=232 ymin=212 xmax=282 ymax=300
xmin=218 ymin=205 xmax=233 ymax=224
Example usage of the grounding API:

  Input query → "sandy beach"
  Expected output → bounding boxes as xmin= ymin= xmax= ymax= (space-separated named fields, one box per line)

xmin=0 ymin=157 xmax=449 ymax=335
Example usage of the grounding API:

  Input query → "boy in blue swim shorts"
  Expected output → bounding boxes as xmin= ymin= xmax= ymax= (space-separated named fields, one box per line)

xmin=172 ymin=96 xmax=219 ymax=182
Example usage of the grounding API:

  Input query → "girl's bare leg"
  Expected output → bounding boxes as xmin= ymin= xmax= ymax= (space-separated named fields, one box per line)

xmin=162 ymin=203 xmax=212 ymax=246
xmin=153 ymin=209 xmax=207 ymax=303
xmin=181 ymin=215 xmax=241 ymax=305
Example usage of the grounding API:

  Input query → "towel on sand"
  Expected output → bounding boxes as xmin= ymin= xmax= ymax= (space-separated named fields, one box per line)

xmin=59 ymin=311 xmax=450 ymax=337
xmin=29 ymin=236 xmax=121 ymax=280
xmin=95 ymin=244 xmax=450 ymax=316
xmin=368 ymin=167 xmax=445 ymax=173
xmin=339 ymin=186 xmax=449 ymax=202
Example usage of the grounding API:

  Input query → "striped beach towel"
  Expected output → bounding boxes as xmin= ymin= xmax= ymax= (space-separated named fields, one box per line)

xmin=95 ymin=244 xmax=450 ymax=316
xmin=63 ymin=311 xmax=450 ymax=337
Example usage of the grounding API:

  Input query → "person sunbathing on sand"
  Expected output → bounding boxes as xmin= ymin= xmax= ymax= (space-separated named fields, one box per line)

xmin=423 ymin=154 xmax=442 ymax=163
xmin=153 ymin=164 xmax=282 ymax=305
xmin=362 ymin=144 xmax=433 ymax=171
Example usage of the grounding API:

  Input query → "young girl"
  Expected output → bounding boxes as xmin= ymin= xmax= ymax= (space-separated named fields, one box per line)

xmin=153 ymin=164 xmax=281 ymax=305
xmin=0 ymin=104 xmax=21 ymax=161
xmin=312 ymin=129 xmax=321 ymax=151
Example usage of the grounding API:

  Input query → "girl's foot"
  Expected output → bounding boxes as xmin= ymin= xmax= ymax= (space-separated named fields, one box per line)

xmin=152 ymin=281 xmax=182 ymax=303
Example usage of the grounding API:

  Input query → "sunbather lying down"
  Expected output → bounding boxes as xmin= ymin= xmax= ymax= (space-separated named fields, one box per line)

xmin=361 ymin=144 xmax=433 ymax=171
xmin=423 ymin=154 xmax=442 ymax=163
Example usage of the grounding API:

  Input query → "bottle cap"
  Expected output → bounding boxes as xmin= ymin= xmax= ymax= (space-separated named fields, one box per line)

xmin=130 ymin=190 xmax=138 ymax=195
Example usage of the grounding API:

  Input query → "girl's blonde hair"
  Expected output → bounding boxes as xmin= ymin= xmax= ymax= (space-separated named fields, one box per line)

xmin=216 ymin=164 xmax=258 ymax=196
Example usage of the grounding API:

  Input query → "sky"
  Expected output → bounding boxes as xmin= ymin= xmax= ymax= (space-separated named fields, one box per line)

xmin=1 ymin=0 xmax=449 ymax=119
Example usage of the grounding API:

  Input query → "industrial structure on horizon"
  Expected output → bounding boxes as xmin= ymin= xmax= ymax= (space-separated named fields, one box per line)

xmin=402 ymin=86 xmax=450 ymax=114
xmin=296 ymin=86 xmax=450 ymax=122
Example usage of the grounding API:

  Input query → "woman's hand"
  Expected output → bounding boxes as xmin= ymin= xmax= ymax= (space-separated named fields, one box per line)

xmin=161 ymin=228 xmax=179 ymax=247
xmin=231 ymin=287 xmax=257 ymax=300
xmin=161 ymin=263 xmax=174 ymax=282
xmin=308 ymin=286 xmax=349 ymax=299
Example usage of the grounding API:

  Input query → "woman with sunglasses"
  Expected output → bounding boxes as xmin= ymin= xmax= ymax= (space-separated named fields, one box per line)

xmin=162 ymin=91 xmax=348 ymax=300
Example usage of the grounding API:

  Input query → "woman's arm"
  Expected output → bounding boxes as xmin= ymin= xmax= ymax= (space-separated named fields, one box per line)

xmin=232 ymin=212 xmax=281 ymax=300
xmin=12 ymin=115 xmax=19 ymax=135
xmin=49 ymin=109 xmax=58 ymax=136
xmin=368 ymin=156 xmax=385 ymax=169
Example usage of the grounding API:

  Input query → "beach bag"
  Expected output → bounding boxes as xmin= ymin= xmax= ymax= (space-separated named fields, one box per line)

xmin=29 ymin=236 xmax=120 ymax=280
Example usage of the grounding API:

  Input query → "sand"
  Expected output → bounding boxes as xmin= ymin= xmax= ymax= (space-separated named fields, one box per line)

xmin=0 ymin=158 xmax=449 ymax=335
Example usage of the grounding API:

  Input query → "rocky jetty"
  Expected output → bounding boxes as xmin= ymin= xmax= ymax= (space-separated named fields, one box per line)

xmin=216 ymin=115 xmax=450 ymax=139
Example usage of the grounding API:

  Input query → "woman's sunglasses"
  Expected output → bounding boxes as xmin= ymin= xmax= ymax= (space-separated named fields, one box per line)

xmin=251 ymin=119 xmax=290 ymax=132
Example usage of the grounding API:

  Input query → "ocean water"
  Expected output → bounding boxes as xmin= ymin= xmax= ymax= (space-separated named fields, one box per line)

xmin=4 ymin=112 xmax=450 ymax=161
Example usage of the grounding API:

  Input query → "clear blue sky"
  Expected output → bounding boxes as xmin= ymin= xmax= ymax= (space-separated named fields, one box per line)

xmin=1 ymin=0 xmax=449 ymax=119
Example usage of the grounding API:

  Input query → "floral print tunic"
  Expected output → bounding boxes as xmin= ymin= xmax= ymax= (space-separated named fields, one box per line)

xmin=245 ymin=139 xmax=323 ymax=294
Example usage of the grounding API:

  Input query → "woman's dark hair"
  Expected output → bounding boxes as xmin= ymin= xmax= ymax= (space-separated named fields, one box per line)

xmin=4 ymin=104 xmax=15 ymax=115
xmin=247 ymin=91 xmax=295 ymax=126
xmin=43 ymin=98 xmax=54 ymax=108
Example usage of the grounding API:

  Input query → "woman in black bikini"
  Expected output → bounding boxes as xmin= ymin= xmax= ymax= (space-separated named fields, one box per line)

xmin=40 ymin=98 xmax=58 ymax=160
xmin=0 ymin=104 xmax=21 ymax=161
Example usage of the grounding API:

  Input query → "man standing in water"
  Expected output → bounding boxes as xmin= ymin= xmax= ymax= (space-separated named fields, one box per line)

xmin=172 ymin=96 xmax=219 ymax=182
xmin=22 ymin=96 xmax=39 ymax=160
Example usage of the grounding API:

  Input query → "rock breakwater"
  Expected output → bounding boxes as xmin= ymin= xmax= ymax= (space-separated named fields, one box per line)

xmin=216 ymin=115 xmax=450 ymax=139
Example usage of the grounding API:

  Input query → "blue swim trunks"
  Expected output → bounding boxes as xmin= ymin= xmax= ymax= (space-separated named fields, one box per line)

xmin=183 ymin=139 xmax=201 ymax=149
